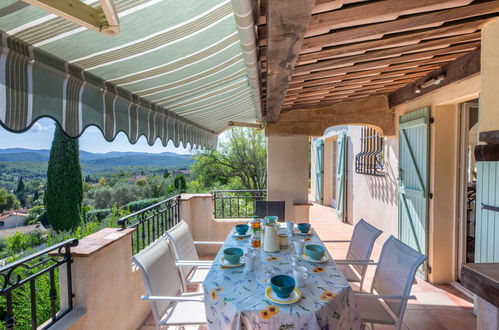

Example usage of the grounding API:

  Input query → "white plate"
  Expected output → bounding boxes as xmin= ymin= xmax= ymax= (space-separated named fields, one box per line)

xmin=265 ymin=286 xmax=302 ymax=305
xmin=220 ymin=257 xmax=244 ymax=268
xmin=301 ymin=253 xmax=328 ymax=263
xmin=233 ymin=232 xmax=251 ymax=238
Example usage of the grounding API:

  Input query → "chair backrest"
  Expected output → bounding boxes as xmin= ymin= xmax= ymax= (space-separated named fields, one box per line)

xmin=255 ymin=201 xmax=285 ymax=222
xmin=132 ymin=237 xmax=182 ymax=323
xmin=164 ymin=220 xmax=199 ymax=277
xmin=346 ymin=219 xmax=382 ymax=275
xmin=372 ymin=236 xmax=426 ymax=317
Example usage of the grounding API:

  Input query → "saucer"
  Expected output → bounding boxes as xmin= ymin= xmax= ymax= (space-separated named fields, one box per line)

xmin=265 ymin=286 xmax=302 ymax=305
xmin=301 ymin=253 xmax=328 ymax=263
xmin=294 ymin=230 xmax=313 ymax=236
xmin=220 ymin=257 xmax=244 ymax=268
xmin=233 ymin=232 xmax=251 ymax=238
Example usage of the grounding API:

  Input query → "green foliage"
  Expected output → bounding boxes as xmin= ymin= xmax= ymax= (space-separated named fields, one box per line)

xmin=163 ymin=169 xmax=170 ymax=178
xmin=126 ymin=197 xmax=163 ymax=212
xmin=173 ymin=174 xmax=187 ymax=193
xmin=45 ymin=125 xmax=83 ymax=231
xmin=15 ymin=176 xmax=26 ymax=207
xmin=5 ymin=231 xmax=46 ymax=255
xmin=25 ymin=205 xmax=45 ymax=225
xmin=0 ymin=187 xmax=20 ymax=212
xmin=191 ymin=128 xmax=267 ymax=190
xmin=135 ymin=178 xmax=148 ymax=187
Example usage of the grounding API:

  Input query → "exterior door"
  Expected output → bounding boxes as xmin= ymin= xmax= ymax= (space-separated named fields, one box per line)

xmin=398 ymin=108 xmax=430 ymax=278
xmin=315 ymin=139 xmax=324 ymax=204
xmin=475 ymin=162 xmax=499 ymax=262
xmin=336 ymin=131 xmax=347 ymax=221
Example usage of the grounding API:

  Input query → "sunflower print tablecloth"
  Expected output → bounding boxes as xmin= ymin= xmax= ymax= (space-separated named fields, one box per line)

xmin=203 ymin=227 xmax=362 ymax=330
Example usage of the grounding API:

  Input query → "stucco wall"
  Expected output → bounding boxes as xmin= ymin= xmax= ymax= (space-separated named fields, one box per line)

xmin=344 ymin=126 xmax=399 ymax=243
xmin=267 ymin=135 xmax=310 ymax=220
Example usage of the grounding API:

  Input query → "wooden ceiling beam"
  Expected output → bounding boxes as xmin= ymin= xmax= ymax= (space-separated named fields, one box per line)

xmin=302 ymin=1 xmax=496 ymax=48
xmin=265 ymin=0 xmax=316 ymax=123
xmin=389 ymin=47 xmax=480 ymax=107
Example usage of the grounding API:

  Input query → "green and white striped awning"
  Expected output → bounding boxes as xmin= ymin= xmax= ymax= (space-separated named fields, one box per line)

xmin=0 ymin=0 xmax=262 ymax=148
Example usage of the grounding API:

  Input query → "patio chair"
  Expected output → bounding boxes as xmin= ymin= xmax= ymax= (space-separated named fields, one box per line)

xmin=164 ymin=220 xmax=223 ymax=291
xmin=255 ymin=200 xmax=285 ymax=221
xmin=351 ymin=235 xmax=426 ymax=330
xmin=132 ymin=237 xmax=207 ymax=329
xmin=327 ymin=219 xmax=382 ymax=291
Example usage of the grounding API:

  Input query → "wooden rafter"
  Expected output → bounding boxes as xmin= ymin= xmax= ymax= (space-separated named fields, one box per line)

xmin=265 ymin=0 xmax=316 ymax=123
xmin=21 ymin=0 xmax=120 ymax=36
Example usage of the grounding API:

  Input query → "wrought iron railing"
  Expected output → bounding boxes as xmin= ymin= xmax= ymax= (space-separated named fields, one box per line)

xmin=0 ymin=238 xmax=78 ymax=330
xmin=212 ymin=190 xmax=267 ymax=219
xmin=118 ymin=195 xmax=181 ymax=254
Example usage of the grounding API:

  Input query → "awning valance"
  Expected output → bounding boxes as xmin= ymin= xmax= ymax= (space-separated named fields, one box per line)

xmin=0 ymin=0 xmax=262 ymax=149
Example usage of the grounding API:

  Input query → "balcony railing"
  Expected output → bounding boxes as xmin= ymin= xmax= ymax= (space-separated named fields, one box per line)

xmin=117 ymin=195 xmax=181 ymax=255
xmin=212 ymin=190 xmax=267 ymax=219
xmin=0 ymin=238 xmax=78 ymax=330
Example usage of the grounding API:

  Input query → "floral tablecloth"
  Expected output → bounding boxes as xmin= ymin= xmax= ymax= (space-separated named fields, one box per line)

xmin=203 ymin=227 xmax=362 ymax=330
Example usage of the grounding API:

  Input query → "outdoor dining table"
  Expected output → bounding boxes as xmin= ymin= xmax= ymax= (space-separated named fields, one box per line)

xmin=203 ymin=224 xmax=362 ymax=330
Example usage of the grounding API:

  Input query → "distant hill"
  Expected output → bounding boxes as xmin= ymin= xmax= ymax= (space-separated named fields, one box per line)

xmin=0 ymin=148 xmax=194 ymax=167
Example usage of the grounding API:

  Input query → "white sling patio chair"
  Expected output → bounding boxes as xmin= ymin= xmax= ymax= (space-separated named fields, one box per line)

xmin=325 ymin=219 xmax=382 ymax=291
xmin=352 ymin=235 xmax=426 ymax=330
xmin=132 ymin=237 xmax=207 ymax=329
xmin=164 ymin=220 xmax=224 ymax=291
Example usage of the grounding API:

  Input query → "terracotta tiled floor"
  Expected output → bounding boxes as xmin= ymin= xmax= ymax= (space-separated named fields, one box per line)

xmin=309 ymin=202 xmax=476 ymax=330
xmin=141 ymin=202 xmax=476 ymax=330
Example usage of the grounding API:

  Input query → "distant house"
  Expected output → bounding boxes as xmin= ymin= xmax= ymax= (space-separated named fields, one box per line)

xmin=179 ymin=170 xmax=191 ymax=175
xmin=0 ymin=210 xmax=28 ymax=229
xmin=127 ymin=175 xmax=147 ymax=184
xmin=0 ymin=224 xmax=46 ymax=239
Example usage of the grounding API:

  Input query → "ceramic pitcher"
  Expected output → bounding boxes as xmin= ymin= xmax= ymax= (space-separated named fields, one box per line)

xmin=263 ymin=223 xmax=280 ymax=252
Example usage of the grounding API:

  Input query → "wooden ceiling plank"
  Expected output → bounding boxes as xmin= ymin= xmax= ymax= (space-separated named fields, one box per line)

xmin=265 ymin=0 xmax=316 ymax=123
xmin=303 ymin=1 xmax=497 ymax=47
xmin=295 ymin=32 xmax=480 ymax=72
xmin=305 ymin=0 xmax=473 ymax=37
xmin=291 ymin=44 xmax=476 ymax=83
xmin=299 ymin=19 xmax=484 ymax=58
xmin=293 ymin=32 xmax=480 ymax=75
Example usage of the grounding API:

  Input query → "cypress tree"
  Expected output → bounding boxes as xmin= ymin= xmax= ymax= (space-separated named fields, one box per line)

xmin=45 ymin=124 xmax=83 ymax=231
xmin=15 ymin=176 xmax=26 ymax=207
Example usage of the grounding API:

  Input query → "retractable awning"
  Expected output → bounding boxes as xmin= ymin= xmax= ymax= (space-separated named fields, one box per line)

xmin=0 ymin=0 xmax=262 ymax=148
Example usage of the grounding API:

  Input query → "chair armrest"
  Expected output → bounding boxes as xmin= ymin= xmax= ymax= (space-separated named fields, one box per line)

xmin=335 ymin=260 xmax=377 ymax=265
xmin=322 ymin=240 xmax=351 ymax=243
xmin=193 ymin=241 xmax=224 ymax=245
xmin=175 ymin=260 xmax=213 ymax=267
xmin=354 ymin=293 xmax=417 ymax=300
xmin=141 ymin=295 xmax=204 ymax=302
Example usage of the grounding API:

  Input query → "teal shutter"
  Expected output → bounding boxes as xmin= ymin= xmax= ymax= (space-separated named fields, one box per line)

xmin=315 ymin=140 xmax=324 ymax=204
xmin=475 ymin=162 xmax=499 ymax=262
xmin=336 ymin=131 xmax=347 ymax=221
xmin=398 ymin=107 xmax=430 ymax=278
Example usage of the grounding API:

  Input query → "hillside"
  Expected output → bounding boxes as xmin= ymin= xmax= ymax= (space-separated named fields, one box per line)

xmin=0 ymin=148 xmax=194 ymax=167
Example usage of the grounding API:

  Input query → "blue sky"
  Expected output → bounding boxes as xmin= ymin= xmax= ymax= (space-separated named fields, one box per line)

xmin=0 ymin=118 xmax=193 ymax=154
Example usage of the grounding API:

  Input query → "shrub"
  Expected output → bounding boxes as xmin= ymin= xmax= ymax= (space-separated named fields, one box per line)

xmin=85 ymin=208 xmax=112 ymax=222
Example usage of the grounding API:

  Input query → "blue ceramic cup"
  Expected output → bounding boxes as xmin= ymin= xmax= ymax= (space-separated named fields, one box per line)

xmin=270 ymin=274 xmax=296 ymax=298
xmin=235 ymin=224 xmax=249 ymax=235
xmin=297 ymin=223 xmax=311 ymax=233
xmin=223 ymin=247 xmax=244 ymax=264
xmin=305 ymin=244 xmax=326 ymax=260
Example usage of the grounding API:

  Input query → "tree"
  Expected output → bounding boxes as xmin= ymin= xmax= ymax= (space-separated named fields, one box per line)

xmin=163 ymin=169 xmax=170 ymax=179
xmin=44 ymin=124 xmax=83 ymax=231
xmin=191 ymin=128 xmax=267 ymax=190
xmin=0 ymin=188 xmax=20 ymax=212
xmin=15 ymin=176 xmax=26 ymax=207
xmin=173 ymin=175 xmax=187 ymax=193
